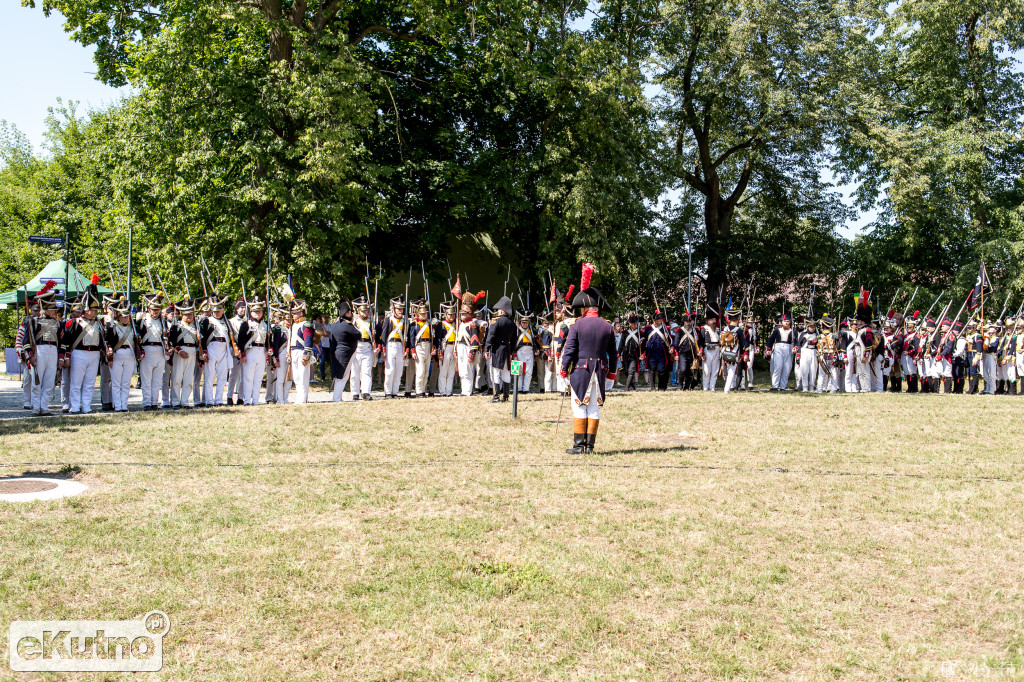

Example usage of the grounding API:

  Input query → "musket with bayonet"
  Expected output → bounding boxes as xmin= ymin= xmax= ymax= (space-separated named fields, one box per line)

xmin=901 ymin=285 xmax=920 ymax=322
xmin=181 ymin=259 xmax=192 ymax=300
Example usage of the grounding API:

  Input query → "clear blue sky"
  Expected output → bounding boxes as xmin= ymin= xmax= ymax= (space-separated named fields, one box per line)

xmin=2 ymin=1 xmax=875 ymax=237
xmin=0 ymin=3 xmax=127 ymax=153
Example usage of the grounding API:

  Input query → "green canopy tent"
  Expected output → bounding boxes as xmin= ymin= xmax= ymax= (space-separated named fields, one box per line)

xmin=0 ymin=259 xmax=119 ymax=309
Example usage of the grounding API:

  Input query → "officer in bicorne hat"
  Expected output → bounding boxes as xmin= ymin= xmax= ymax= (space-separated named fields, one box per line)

xmin=560 ymin=264 xmax=617 ymax=454
xmin=484 ymin=295 xmax=517 ymax=402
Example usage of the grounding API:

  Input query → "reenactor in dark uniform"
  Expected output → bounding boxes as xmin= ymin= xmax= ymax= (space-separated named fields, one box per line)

xmin=674 ymin=313 xmax=700 ymax=390
xmin=642 ymin=311 xmax=675 ymax=391
xmin=560 ymin=265 xmax=617 ymax=454
xmin=484 ymin=296 xmax=517 ymax=402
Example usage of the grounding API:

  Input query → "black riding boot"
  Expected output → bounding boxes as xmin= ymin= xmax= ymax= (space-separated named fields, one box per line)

xmin=501 ymin=381 xmax=509 ymax=402
xmin=943 ymin=377 xmax=952 ymax=394
xmin=490 ymin=385 xmax=501 ymax=403
xmin=968 ymin=376 xmax=979 ymax=394
xmin=953 ymin=377 xmax=965 ymax=394
xmin=907 ymin=375 xmax=918 ymax=393
xmin=996 ymin=380 xmax=1005 ymax=395
xmin=566 ymin=418 xmax=587 ymax=454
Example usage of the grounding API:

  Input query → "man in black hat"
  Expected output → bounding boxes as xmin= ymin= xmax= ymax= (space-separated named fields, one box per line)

xmin=618 ymin=313 xmax=643 ymax=390
xmin=484 ymin=296 xmax=516 ymax=402
xmin=766 ymin=313 xmax=795 ymax=391
xmin=167 ymin=300 xmax=201 ymax=409
xmin=62 ymin=280 xmax=107 ymax=414
xmin=327 ymin=299 xmax=361 ymax=401
xmin=699 ymin=307 xmax=722 ymax=391
xmin=642 ymin=310 xmax=675 ymax=391
xmin=236 ymin=297 xmax=271 ymax=405
xmin=514 ymin=310 xmax=540 ymax=394
xmin=226 ymin=298 xmax=247 ymax=404
xmin=560 ymin=264 xmax=617 ymax=454
xmin=674 ymin=313 xmax=700 ymax=390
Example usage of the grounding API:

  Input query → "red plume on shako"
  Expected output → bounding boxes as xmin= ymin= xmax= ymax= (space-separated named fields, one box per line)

xmin=570 ymin=263 xmax=607 ymax=310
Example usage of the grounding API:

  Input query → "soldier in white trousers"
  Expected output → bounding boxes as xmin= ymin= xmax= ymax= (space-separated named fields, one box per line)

xmin=767 ymin=313 xmax=795 ymax=391
xmin=700 ymin=310 xmax=722 ymax=391
xmin=720 ymin=307 xmax=744 ymax=393
xmin=200 ymin=296 xmax=233 ymax=406
xmin=981 ymin=322 xmax=999 ymax=394
xmin=408 ymin=301 xmax=435 ymax=397
xmin=378 ymin=297 xmax=407 ymax=398
xmin=137 ymin=295 xmax=169 ymax=410
xmin=237 ymin=297 xmax=270 ymax=405
xmin=63 ymin=283 xmax=105 ymax=414
xmin=226 ymin=299 xmax=246 ymax=404
xmin=795 ymin=318 xmax=819 ymax=392
xmin=166 ymin=300 xmax=200 ymax=408
xmin=348 ymin=297 xmax=377 ymax=400
xmin=105 ymin=303 xmax=137 ymax=412
xmin=454 ymin=292 xmax=483 ymax=396
xmin=435 ymin=302 xmax=459 ymax=396
xmin=514 ymin=311 xmax=539 ymax=392
xmin=25 ymin=287 xmax=62 ymax=416
xmin=288 ymin=299 xmax=315 ymax=403
xmin=160 ymin=304 xmax=177 ymax=407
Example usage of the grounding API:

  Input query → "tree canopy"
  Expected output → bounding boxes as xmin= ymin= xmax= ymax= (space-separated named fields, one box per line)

xmin=2 ymin=0 xmax=1021 ymax=322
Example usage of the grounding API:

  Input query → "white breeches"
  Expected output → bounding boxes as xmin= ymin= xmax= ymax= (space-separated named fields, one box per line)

xmin=516 ymin=347 xmax=535 ymax=391
xmin=110 ymin=347 xmax=136 ymax=411
xmin=139 ymin=349 xmax=165 ymax=407
xmin=172 ymin=350 xmax=197 ymax=407
xmin=69 ymin=349 xmax=100 ymax=413
xmin=31 ymin=344 xmax=58 ymax=413
xmin=703 ymin=348 xmax=721 ymax=391
xmin=204 ymin=342 xmax=231 ymax=405
xmin=770 ymin=344 xmax=793 ymax=390
xmin=241 ymin=346 xmax=267 ymax=405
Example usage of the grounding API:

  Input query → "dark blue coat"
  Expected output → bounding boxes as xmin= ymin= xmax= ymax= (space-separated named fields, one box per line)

xmin=560 ymin=315 xmax=618 ymax=402
xmin=642 ymin=325 xmax=673 ymax=371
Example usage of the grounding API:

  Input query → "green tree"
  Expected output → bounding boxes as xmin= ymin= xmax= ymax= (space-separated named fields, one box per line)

xmin=649 ymin=0 xmax=864 ymax=304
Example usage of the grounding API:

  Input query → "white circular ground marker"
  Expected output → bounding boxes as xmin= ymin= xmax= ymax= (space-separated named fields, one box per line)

xmin=0 ymin=477 xmax=88 ymax=502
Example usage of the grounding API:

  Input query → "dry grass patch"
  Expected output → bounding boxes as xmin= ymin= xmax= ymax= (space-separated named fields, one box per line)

xmin=0 ymin=391 xmax=1022 ymax=679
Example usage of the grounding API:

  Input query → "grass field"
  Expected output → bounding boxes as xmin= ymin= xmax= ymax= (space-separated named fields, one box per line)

xmin=1 ymin=389 xmax=1023 ymax=680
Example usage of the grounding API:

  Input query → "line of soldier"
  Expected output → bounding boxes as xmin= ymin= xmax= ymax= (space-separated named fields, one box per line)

xmin=18 ymin=278 xmax=1016 ymax=418
xmin=616 ymin=294 xmax=1018 ymax=395
xmin=14 ymin=279 xmax=590 ymax=415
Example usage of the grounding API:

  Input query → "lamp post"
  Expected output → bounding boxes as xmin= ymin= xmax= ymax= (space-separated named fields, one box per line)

xmin=684 ymin=223 xmax=698 ymax=314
